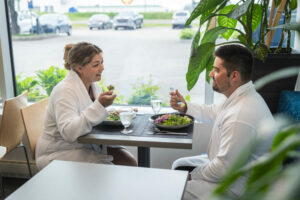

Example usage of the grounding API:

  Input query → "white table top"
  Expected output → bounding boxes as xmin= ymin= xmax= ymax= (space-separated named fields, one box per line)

xmin=6 ymin=160 xmax=188 ymax=200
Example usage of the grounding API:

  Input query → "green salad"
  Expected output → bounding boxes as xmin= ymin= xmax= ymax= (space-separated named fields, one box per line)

xmin=106 ymin=111 xmax=120 ymax=121
xmin=154 ymin=114 xmax=192 ymax=126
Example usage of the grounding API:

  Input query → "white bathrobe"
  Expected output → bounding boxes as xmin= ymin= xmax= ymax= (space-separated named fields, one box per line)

xmin=173 ymin=81 xmax=275 ymax=200
xmin=36 ymin=70 xmax=113 ymax=169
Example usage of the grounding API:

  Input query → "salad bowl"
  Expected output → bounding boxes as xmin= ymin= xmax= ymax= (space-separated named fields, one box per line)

xmin=150 ymin=113 xmax=194 ymax=130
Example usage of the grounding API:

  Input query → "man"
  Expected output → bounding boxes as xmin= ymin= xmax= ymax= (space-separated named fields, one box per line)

xmin=170 ymin=45 xmax=275 ymax=200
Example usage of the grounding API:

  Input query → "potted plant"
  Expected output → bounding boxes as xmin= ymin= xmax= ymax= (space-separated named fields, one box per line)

xmin=185 ymin=0 xmax=300 ymax=113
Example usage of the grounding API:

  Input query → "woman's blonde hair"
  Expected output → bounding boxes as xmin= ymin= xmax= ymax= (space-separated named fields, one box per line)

xmin=63 ymin=42 xmax=102 ymax=70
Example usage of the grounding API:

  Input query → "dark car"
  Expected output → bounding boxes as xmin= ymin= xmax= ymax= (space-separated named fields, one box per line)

xmin=113 ymin=11 xmax=143 ymax=30
xmin=88 ymin=14 xmax=112 ymax=30
xmin=37 ymin=13 xmax=72 ymax=35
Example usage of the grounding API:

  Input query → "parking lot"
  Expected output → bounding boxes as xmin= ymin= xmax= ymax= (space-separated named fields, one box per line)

xmin=12 ymin=27 xmax=205 ymax=103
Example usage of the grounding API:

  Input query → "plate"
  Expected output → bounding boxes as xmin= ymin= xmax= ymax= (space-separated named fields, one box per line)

xmin=150 ymin=113 xmax=194 ymax=130
xmin=102 ymin=120 xmax=122 ymax=126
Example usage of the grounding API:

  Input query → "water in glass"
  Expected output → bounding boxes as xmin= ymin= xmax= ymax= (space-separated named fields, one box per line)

xmin=151 ymin=99 xmax=162 ymax=114
xmin=120 ymin=112 xmax=133 ymax=134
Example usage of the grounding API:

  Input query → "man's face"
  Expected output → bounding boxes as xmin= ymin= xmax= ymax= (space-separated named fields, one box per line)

xmin=209 ymin=57 xmax=232 ymax=95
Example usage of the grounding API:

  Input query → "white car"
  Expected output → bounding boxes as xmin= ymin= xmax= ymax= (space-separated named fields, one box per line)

xmin=172 ymin=10 xmax=191 ymax=29
xmin=18 ymin=11 xmax=38 ymax=34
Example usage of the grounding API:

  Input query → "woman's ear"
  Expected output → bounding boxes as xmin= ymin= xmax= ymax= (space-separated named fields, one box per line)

xmin=74 ymin=65 xmax=82 ymax=74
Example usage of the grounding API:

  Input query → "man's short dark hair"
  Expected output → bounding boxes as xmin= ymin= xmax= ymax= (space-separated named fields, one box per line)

xmin=214 ymin=44 xmax=253 ymax=82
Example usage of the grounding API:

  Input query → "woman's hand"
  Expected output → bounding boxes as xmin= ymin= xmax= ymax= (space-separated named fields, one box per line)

xmin=170 ymin=89 xmax=187 ymax=113
xmin=98 ymin=91 xmax=116 ymax=107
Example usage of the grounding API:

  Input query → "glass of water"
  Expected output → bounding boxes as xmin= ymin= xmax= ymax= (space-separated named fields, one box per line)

xmin=151 ymin=96 xmax=162 ymax=115
xmin=120 ymin=112 xmax=134 ymax=134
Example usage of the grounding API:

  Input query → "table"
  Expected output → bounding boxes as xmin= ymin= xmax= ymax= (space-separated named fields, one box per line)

xmin=6 ymin=160 xmax=188 ymax=200
xmin=79 ymin=115 xmax=193 ymax=167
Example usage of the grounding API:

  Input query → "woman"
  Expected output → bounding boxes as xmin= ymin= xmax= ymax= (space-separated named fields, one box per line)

xmin=36 ymin=42 xmax=137 ymax=169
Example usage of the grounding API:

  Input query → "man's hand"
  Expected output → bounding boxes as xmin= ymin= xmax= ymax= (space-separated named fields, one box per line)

xmin=98 ymin=91 xmax=116 ymax=107
xmin=170 ymin=89 xmax=187 ymax=113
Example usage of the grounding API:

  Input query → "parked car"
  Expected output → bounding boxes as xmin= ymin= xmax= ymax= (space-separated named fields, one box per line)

xmin=37 ymin=13 xmax=72 ymax=35
xmin=113 ymin=11 xmax=143 ymax=30
xmin=88 ymin=14 xmax=112 ymax=30
xmin=17 ymin=11 xmax=39 ymax=34
xmin=172 ymin=10 xmax=191 ymax=29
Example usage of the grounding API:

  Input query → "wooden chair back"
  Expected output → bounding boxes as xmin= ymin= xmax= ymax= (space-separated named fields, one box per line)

xmin=21 ymin=98 xmax=49 ymax=160
xmin=0 ymin=92 xmax=28 ymax=154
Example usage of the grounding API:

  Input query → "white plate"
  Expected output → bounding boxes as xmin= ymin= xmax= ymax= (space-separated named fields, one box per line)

xmin=102 ymin=120 xmax=122 ymax=125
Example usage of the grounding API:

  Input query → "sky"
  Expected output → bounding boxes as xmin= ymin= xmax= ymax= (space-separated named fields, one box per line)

xmin=76 ymin=0 xmax=196 ymax=11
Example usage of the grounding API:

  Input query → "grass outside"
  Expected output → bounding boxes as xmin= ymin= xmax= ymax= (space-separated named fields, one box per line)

xmin=66 ymin=12 xmax=173 ymax=21
xmin=72 ymin=23 xmax=172 ymax=29
xmin=143 ymin=23 xmax=171 ymax=28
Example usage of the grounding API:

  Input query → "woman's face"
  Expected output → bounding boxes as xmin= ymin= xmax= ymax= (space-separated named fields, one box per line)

xmin=76 ymin=53 xmax=104 ymax=85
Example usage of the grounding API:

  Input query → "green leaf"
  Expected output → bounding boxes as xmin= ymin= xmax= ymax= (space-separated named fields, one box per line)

xmin=218 ymin=5 xmax=238 ymax=40
xmin=242 ymin=4 xmax=263 ymax=32
xmin=237 ymin=33 xmax=248 ymax=46
xmin=274 ymin=0 xmax=282 ymax=7
xmin=205 ymin=57 xmax=214 ymax=82
xmin=272 ymin=125 xmax=300 ymax=151
xmin=268 ymin=22 xmax=300 ymax=32
xmin=190 ymin=26 xmax=201 ymax=57
xmin=253 ymin=43 xmax=268 ymax=61
xmin=254 ymin=67 xmax=300 ymax=90
xmin=200 ymin=0 xmax=228 ymax=25
xmin=201 ymin=26 xmax=228 ymax=44
xmin=186 ymin=43 xmax=215 ymax=90
xmin=227 ymin=0 xmax=252 ymax=19
xmin=289 ymin=0 xmax=297 ymax=10
xmin=185 ymin=0 xmax=227 ymax=26
xmin=264 ymin=161 xmax=300 ymax=200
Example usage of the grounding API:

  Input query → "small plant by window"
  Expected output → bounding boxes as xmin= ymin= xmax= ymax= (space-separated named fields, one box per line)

xmin=179 ymin=28 xmax=195 ymax=40
xmin=128 ymin=76 xmax=160 ymax=105
xmin=36 ymin=66 xmax=67 ymax=96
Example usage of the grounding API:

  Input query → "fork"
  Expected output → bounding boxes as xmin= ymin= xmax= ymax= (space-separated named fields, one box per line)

xmin=153 ymin=127 xmax=188 ymax=136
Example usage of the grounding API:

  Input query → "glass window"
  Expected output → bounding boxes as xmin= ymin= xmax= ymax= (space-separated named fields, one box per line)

xmin=5 ymin=0 xmax=296 ymax=106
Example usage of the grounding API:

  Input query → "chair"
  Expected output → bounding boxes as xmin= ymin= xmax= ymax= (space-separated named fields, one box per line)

xmin=0 ymin=92 xmax=29 ymax=196
xmin=20 ymin=98 xmax=48 ymax=162
xmin=0 ymin=146 xmax=6 ymax=196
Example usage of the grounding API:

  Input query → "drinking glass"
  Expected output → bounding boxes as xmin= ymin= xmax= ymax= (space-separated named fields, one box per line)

xmin=150 ymin=96 xmax=162 ymax=115
xmin=120 ymin=112 xmax=134 ymax=134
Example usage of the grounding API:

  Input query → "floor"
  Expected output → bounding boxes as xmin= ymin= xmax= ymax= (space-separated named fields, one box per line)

xmin=0 ymin=177 xmax=28 ymax=200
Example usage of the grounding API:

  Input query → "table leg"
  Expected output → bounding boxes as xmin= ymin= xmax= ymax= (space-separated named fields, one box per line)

xmin=138 ymin=147 xmax=150 ymax=167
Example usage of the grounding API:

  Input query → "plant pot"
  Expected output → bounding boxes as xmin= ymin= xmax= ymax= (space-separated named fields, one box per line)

xmin=252 ymin=52 xmax=300 ymax=114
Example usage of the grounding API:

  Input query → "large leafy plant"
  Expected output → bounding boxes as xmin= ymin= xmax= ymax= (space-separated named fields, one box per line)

xmin=185 ymin=0 xmax=300 ymax=90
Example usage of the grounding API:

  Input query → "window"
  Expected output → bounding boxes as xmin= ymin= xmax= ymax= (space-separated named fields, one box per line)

xmin=6 ymin=0 xmax=206 ymax=107
xmin=2 ymin=0 xmax=298 ymax=107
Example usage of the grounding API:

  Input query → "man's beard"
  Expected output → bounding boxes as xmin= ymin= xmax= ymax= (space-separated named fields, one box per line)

xmin=212 ymin=81 xmax=231 ymax=94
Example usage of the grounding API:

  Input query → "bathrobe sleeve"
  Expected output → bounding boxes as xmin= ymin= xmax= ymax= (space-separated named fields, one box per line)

xmin=186 ymin=102 xmax=219 ymax=123
xmin=53 ymin=88 xmax=108 ymax=143
xmin=190 ymin=121 xmax=256 ymax=182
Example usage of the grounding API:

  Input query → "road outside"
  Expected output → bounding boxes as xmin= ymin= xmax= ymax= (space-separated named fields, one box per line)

xmin=12 ymin=27 xmax=206 ymax=104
